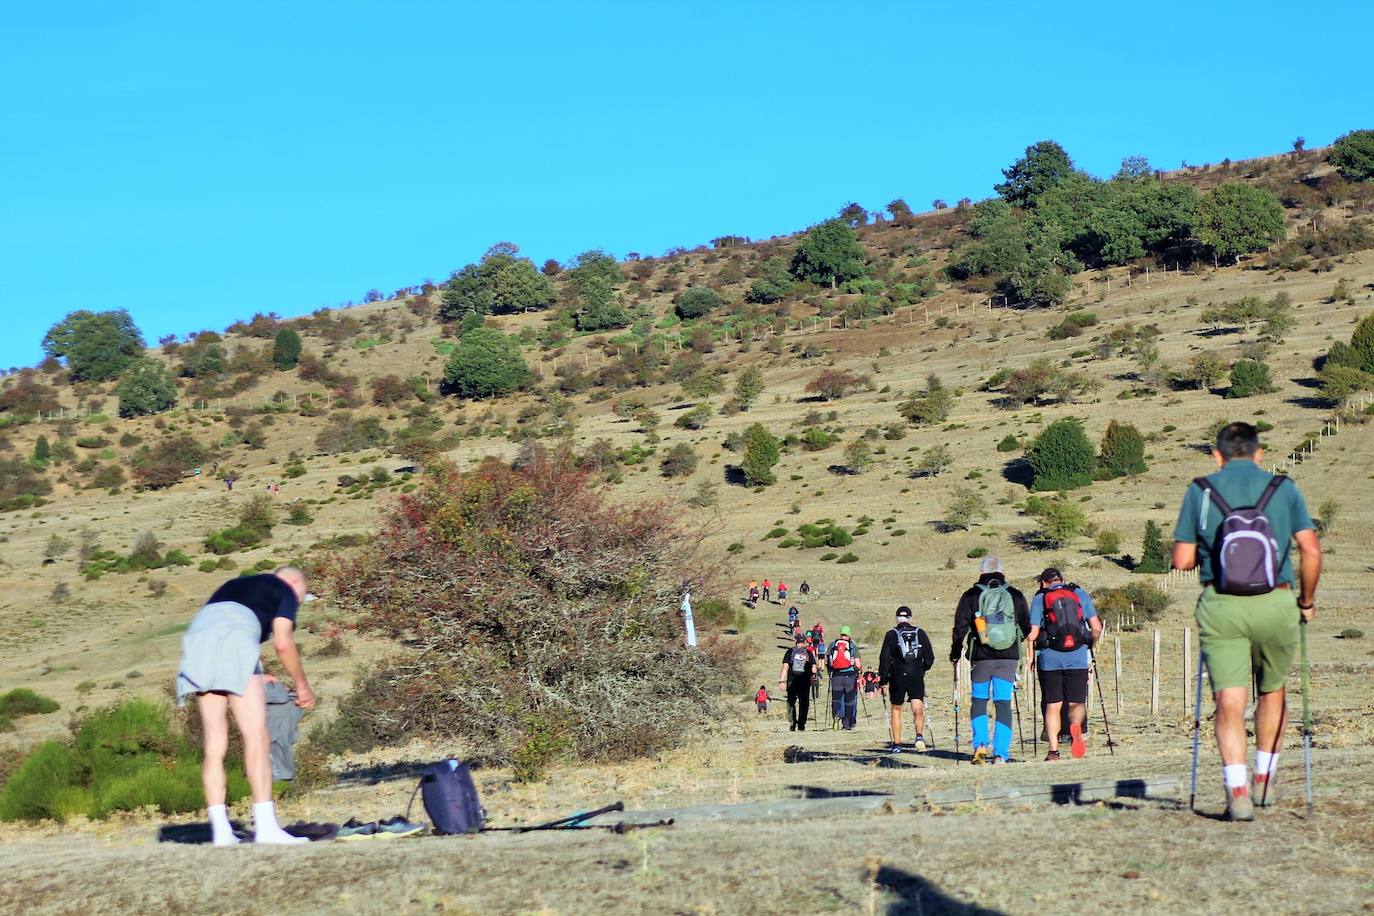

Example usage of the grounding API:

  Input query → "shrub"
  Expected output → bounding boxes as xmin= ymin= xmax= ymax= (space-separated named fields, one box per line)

xmin=826 ymin=527 xmax=853 ymax=548
xmin=996 ymin=434 xmax=1020 ymax=453
xmin=314 ymin=412 xmax=389 ymax=454
xmin=317 ymin=450 xmax=746 ymax=770
xmin=799 ymin=427 xmax=839 ymax=451
xmin=967 ymin=546 xmax=988 ymax=559
xmin=899 ymin=375 xmax=955 ymax=426
xmin=842 ymin=440 xmax=872 ymax=474
xmin=442 ymin=328 xmax=529 ymax=399
xmin=1093 ymin=582 xmax=1172 ymax=631
xmin=1028 ymin=418 xmax=1095 ymax=491
xmin=131 ymin=434 xmax=210 ymax=490
xmin=1097 ymin=420 xmax=1147 ymax=479
xmin=272 ymin=328 xmax=302 ymax=370
xmin=1227 ymin=359 xmax=1275 ymax=398
xmin=914 ymin=444 xmax=951 ymax=478
xmin=836 ymin=553 xmax=859 ymax=564
xmin=197 ymin=559 xmax=219 ymax=573
xmin=942 ymin=487 xmax=989 ymax=531
xmin=116 ymin=360 xmax=177 ymax=418
xmin=674 ymin=404 xmax=714 ymax=430
xmin=733 ymin=366 xmax=765 ymax=411
xmin=764 ymin=527 xmax=788 ymax=540
xmin=0 ymin=688 xmax=60 ymax=732
xmin=740 ymin=423 xmax=780 ymax=486
xmin=1093 ymin=530 xmax=1122 ymax=556
xmin=370 ymin=374 xmax=414 ymax=407
xmin=1029 ymin=497 xmax=1087 ymax=548
xmin=660 ymin=443 xmax=699 ymax=478
xmin=675 ymin=286 xmax=720 ymax=320
xmin=204 ymin=494 xmax=276 ymax=554
xmin=1338 ymin=628 xmax=1365 ymax=640
xmin=1135 ymin=520 xmax=1170 ymax=573
xmin=805 ymin=369 xmax=869 ymax=402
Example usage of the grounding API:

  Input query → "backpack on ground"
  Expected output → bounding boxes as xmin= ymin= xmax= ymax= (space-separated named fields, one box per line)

xmin=790 ymin=647 xmax=810 ymax=675
xmin=829 ymin=637 xmax=855 ymax=672
xmin=974 ymin=582 xmax=1018 ymax=650
xmin=409 ymin=759 xmax=485 ymax=835
xmin=893 ymin=626 xmax=924 ymax=664
xmin=1195 ymin=475 xmax=1287 ymax=596
xmin=1039 ymin=585 xmax=1091 ymax=652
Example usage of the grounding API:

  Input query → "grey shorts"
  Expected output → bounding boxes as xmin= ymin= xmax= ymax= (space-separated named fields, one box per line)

xmin=176 ymin=601 xmax=263 ymax=704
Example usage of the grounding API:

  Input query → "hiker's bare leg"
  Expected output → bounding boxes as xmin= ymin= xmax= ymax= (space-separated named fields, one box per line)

xmin=228 ymin=674 xmax=273 ymax=803
xmin=1044 ymin=700 xmax=1063 ymax=752
xmin=1254 ymin=686 xmax=1287 ymax=760
xmin=1067 ymin=701 xmax=1085 ymax=727
xmin=197 ymin=691 xmax=231 ymax=806
xmin=911 ymin=699 xmax=926 ymax=737
xmin=1213 ymin=686 xmax=1249 ymax=765
xmin=889 ymin=702 xmax=902 ymax=744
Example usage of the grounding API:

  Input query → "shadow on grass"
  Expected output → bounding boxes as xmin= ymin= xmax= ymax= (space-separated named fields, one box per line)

xmin=781 ymin=746 xmax=924 ymax=770
xmin=1000 ymin=458 xmax=1033 ymax=489
xmin=786 ymin=784 xmax=891 ymax=799
xmin=874 ymin=865 xmax=1006 ymax=915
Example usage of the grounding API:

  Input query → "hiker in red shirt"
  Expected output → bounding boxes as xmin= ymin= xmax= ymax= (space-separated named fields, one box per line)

xmin=778 ymin=582 xmax=788 ymax=603
xmin=755 ymin=686 xmax=771 ymax=714
xmin=762 ymin=579 xmax=772 ymax=603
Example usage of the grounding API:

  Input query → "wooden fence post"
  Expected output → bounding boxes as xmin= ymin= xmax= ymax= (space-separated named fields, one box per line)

xmin=1150 ymin=629 xmax=1161 ymax=719
xmin=1114 ymin=637 xmax=1123 ymax=716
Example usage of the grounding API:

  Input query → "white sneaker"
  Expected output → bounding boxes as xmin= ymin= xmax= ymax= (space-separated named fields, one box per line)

xmin=914 ymin=737 xmax=927 ymax=753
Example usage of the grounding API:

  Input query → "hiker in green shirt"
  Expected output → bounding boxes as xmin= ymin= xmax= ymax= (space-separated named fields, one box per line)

xmin=1172 ymin=422 xmax=1321 ymax=821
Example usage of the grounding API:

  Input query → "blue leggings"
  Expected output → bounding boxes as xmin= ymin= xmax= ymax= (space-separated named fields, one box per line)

xmin=970 ymin=662 xmax=1016 ymax=760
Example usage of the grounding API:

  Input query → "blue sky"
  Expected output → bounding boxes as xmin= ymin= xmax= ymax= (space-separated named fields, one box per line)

xmin=2 ymin=1 xmax=1371 ymax=368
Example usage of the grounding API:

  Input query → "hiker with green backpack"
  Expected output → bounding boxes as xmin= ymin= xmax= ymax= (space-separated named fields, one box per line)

xmin=950 ymin=557 xmax=1030 ymax=765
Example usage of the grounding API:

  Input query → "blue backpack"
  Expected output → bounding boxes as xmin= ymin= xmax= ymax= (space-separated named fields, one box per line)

xmin=408 ymin=759 xmax=485 ymax=835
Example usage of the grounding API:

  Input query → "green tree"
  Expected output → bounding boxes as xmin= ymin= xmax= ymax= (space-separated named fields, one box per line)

xmin=733 ymin=366 xmax=765 ymax=411
xmin=1028 ymin=418 xmax=1095 ymax=491
xmin=994 ymin=140 xmax=1078 ymax=208
xmin=660 ymin=443 xmax=699 ymax=478
xmin=942 ymin=487 xmax=989 ymax=531
xmin=740 ymin=423 xmax=780 ymax=486
xmin=1349 ymin=313 xmax=1374 ymax=373
xmin=439 ymin=243 xmax=557 ymax=320
xmin=179 ymin=341 xmax=226 ymax=378
xmin=33 ymin=434 xmax=50 ymax=464
xmin=915 ymin=443 xmax=951 ymax=477
xmin=842 ymin=439 xmax=872 ymax=474
xmin=746 ymin=256 xmax=796 ymax=304
xmin=116 ymin=360 xmax=177 ymax=418
xmin=1319 ymin=364 xmax=1374 ymax=404
xmin=442 ymin=327 xmax=529 ymax=399
xmin=41 ymin=309 xmax=145 ymax=382
xmin=1196 ymin=182 xmax=1286 ymax=263
xmin=1136 ymin=520 xmax=1169 ymax=573
xmin=569 ymin=250 xmax=629 ymax=331
xmin=898 ymin=374 xmax=955 ymax=426
xmin=1031 ymin=497 xmax=1088 ymax=548
xmin=1226 ymin=359 xmax=1274 ymax=398
xmin=1182 ymin=352 xmax=1228 ymax=390
xmin=680 ymin=371 xmax=724 ymax=401
xmin=1097 ymin=420 xmax=1147 ymax=479
xmin=1329 ymin=129 xmax=1374 ymax=182
xmin=675 ymin=286 xmax=720 ymax=320
xmin=272 ymin=328 xmax=302 ymax=370
xmin=790 ymin=219 xmax=866 ymax=288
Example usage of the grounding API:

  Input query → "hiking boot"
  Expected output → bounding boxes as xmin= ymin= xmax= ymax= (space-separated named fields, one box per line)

xmin=1226 ymin=787 xmax=1255 ymax=821
xmin=971 ymin=746 xmax=990 ymax=766
xmin=789 ymin=724 xmax=797 ymax=732
xmin=1044 ymin=750 xmax=1061 ymax=762
xmin=1069 ymin=722 xmax=1086 ymax=759
xmin=1253 ymin=773 xmax=1277 ymax=807
xmin=913 ymin=737 xmax=927 ymax=753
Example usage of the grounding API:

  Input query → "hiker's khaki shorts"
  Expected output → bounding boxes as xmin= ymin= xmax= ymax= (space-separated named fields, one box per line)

xmin=1195 ymin=586 xmax=1299 ymax=693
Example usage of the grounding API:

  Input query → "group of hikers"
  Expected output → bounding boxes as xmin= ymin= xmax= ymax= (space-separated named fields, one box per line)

xmin=762 ymin=423 xmax=1322 ymax=821
xmin=749 ymin=578 xmax=807 ymax=606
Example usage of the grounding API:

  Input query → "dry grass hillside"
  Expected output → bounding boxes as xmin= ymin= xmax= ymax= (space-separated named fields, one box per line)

xmin=1 ymin=144 xmax=1373 ymax=913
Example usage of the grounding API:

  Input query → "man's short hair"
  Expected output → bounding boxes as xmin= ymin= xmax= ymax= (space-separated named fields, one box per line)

xmin=1215 ymin=422 xmax=1261 ymax=460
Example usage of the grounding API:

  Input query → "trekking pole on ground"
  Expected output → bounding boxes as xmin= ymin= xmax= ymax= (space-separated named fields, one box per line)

xmin=1089 ymin=647 xmax=1115 ymax=756
xmin=1300 ymin=620 xmax=1314 ymax=816
xmin=1031 ymin=657 xmax=1038 ymax=758
xmin=925 ymin=697 xmax=937 ymax=749
xmin=883 ymin=691 xmax=893 ymax=744
xmin=859 ymin=687 xmax=871 ymax=723
xmin=952 ymin=668 xmax=961 ymax=759
xmin=1013 ymin=684 xmax=1025 ymax=756
xmin=1189 ymin=649 xmax=1206 ymax=813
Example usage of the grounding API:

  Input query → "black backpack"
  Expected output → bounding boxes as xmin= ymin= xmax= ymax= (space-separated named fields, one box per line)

xmin=408 ymin=759 xmax=485 ymax=835
xmin=1194 ymin=475 xmax=1287 ymax=596
xmin=893 ymin=626 xmax=924 ymax=664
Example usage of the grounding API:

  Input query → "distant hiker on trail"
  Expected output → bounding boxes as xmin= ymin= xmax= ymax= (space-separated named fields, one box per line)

xmin=951 ymin=557 xmax=1030 ymax=765
xmin=176 ymin=567 xmax=315 ymax=846
xmin=780 ymin=635 xmax=817 ymax=731
xmin=1172 ymin=421 xmax=1321 ymax=821
xmin=1028 ymin=569 xmax=1101 ymax=761
xmin=778 ymin=582 xmax=788 ymax=603
xmin=225 ymin=476 xmax=235 ymax=491
xmin=880 ymin=606 xmax=934 ymax=753
xmin=762 ymin=579 xmax=771 ymax=603
xmin=812 ymin=622 xmax=825 ymax=644
xmin=828 ymin=626 xmax=862 ymax=730
xmin=861 ymin=670 xmax=881 ymax=697
xmin=788 ymin=605 xmax=800 ymax=628
xmin=755 ymin=686 xmax=771 ymax=714
xmin=749 ymin=583 xmax=760 ymax=605
xmin=799 ymin=580 xmax=811 ymax=600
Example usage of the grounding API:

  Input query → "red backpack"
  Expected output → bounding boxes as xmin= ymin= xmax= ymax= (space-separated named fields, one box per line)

xmin=1039 ymin=585 xmax=1092 ymax=652
xmin=828 ymin=637 xmax=855 ymax=672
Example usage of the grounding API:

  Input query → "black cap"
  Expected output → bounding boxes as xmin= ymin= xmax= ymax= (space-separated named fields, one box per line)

xmin=795 ymin=634 xmax=806 ymax=643
xmin=895 ymin=606 xmax=912 ymax=620
xmin=1039 ymin=567 xmax=1063 ymax=583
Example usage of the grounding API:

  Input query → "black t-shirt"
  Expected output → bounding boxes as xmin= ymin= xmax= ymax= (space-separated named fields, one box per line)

xmin=782 ymin=647 xmax=816 ymax=682
xmin=209 ymin=574 xmax=299 ymax=643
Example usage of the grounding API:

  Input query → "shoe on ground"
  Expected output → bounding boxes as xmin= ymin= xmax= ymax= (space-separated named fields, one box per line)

xmin=1044 ymin=750 xmax=1061 ymax=761
xmin=889 ymin=743 xmax=903 ymax=754
xmin=991 ymin=756 xmax=1008 ymax=765
xmin=914 ymin=737 xmax=927 ymax=753
xmin=377 ymin=816 xmax=424 ymax=838
xmin=1069 ymin=722 xmax=1086 ymax=759
xmin=971 ymin=746 xmax=990 ymax=766
xmin=337 ymin=818 xmax=380 ymax=841
xmin=1226 ymin=787 xmax=1255 ymax=821
xmin=789 ymin=724 xmax=796 ymax=732
xmin=1253 ymin=773 xmax=1277 ymax=807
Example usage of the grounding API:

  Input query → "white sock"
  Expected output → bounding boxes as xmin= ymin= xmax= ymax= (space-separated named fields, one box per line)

xmin=1222 ymin=763 xmax=1249 ymax=790
xmin=208 ymin=804 xmax=239 ymax=846
xmin=253 ymin=800 xmax=307 ymax=844
xmin=1255 ymin=751 xmax=1278 ymax=777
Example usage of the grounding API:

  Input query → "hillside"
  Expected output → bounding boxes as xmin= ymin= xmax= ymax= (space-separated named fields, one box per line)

xmin=2 ymin=140 xmax=1374 ymax=912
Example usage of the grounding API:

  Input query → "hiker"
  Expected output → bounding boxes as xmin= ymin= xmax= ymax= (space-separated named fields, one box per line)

xmin=880 ymin=606 xmax=935 ymax=753
xmin=176 ymin=567 xmax=316 ymax=845
xmin=778 ymin=582 xmax=788 ymax=603
xmin=827 ymin=626 xmax=862 ymax=729
xmin=755 ymin=686 xmax=771 ymax=714
xmin=951 ymin=557 xmax=1030 ymax=765
xmin=779 ymin=634 xmax=817 ymax=731
xmin=812 ymin=622 xmax=825 ymax=643
xmin=1172 ymin=422 xmax=1321 ymax=821
xmin=762 ymin=579 xmax=772 ymax=603
xmin=799 ymin=580 xmax=811 ymax=599
xmin=225 ymin=476 xmax=235 ymax=491
xmin=861 ymin=670 xmax=882 ymax=699
xmin=788 ymin=605 xmax=800 ymax=627
xmin=1028 ymin=569 xmax=1102 ymax=761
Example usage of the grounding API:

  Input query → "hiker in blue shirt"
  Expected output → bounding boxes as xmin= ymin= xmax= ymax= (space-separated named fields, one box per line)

xmin=1028 ymin=568 xmax=1102 ymax=761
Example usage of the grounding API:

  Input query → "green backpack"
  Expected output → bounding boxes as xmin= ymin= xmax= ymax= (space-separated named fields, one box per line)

xmin=975 ymin=582 xmax=1017 ymax=650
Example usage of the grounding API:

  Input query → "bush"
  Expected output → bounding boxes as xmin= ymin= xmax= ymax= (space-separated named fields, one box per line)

xmin=131 ymin=434 xmax=210 ymax=490
xmin=842 ymin=440 xmax=872 ymax=474
xmin=942 ymin=487 xmax=989 ymax=531
xmin=314 ymin=412 xmax=389 ymax=455
xmin=1030 ymin=498 xmax=1087 ymax=548
xmin=0 ymin=699 xmax=248 ymax=822
xmin=1227 ymin=359 xmax=1275 ymax=398
xmin=116 ymin=360 xmax=177 ymax=418
xmin=836 ymin=553 xmax=859 ymax=564
xmin=1028 ymin=418 xmax=1095 ymax=491
xmin=675 ymin=286 xmax=721 ymax=320
xmin=799 ymin=427 xmax=839 ymax=451
xmin=660 ymin=443 xmax=699 ymax=478
xmin=0 ymin=456 xmax=52 ymax=512
xmin=1097 ymin=420 xmax=1147 ymax=479
xmin=1338 ymin=628 xmax=1365 ymax=640
xmin=899 ymin=375 xmax=955 ymax=426
xmin=1329 ymin=129 xmax=1374 ymax=182
xmin=967 ymin=546 xmax=988 ymax=559
xmin=442 ymin=328 xmax=529 ymax=399
xmin=318 ymin=451 xmax=747 ymax=771
xmin=272 ymin=328 xmax=302 ymax=370
xmin=0 ymin=689 xmax=60 ymax=732
xmin=1093 ymin=582 xmax=1172 ymax=631
xmin=1093 ymin=530 xmax=1122 ymax=556
xmin=826 ymin=527 xmax=854 ymax=548
xmin=674 ymin=404 xmax=714 ymax=430
xmin=740 ymin=423 xmax=780 ymax=486
xmin=805 ymin=370 xmax=869 ymax=401
xmin=205 ymin=494 xmax=276 ymax=554
xmin=996 ymin=434 xmax=1020 ymax=453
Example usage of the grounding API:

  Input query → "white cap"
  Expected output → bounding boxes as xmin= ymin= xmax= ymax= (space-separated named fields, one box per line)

xmin=979 ymin=557 xmax=1004 ymax=575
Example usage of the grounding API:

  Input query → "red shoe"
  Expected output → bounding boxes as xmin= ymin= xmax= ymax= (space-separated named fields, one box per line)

xmin=1069 ymin=721 xmax=1086 ymax=759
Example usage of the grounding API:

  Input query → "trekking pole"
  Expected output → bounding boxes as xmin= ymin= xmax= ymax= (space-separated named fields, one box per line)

xmin=1300 ymin=620 xmax=1313 ymax=816
xmin=1031 ymin=656 xmax=1038 ymax=758
xmin=1089 ymin=646 xmax=1115 ymax=756
xmin=952 ymin=668 xmax=961 ymax=759
xmin=859 ymin=686 xmax=871 ymax=723
xmin=1013 ymin=684 xmax=1025 ymax=756
xmin=883 ymin=691 xmax=893 ymax=744
xmin=1188 ymin=649 xmax=1205 ymax=813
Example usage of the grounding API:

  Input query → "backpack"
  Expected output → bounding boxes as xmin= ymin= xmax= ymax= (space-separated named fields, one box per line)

xmin=1195 ymin=475 xmax=1287 ymax=596
xmin=409 ymin=759 xmax=484 ymax=835
xmin=1039 ymin=585 xmax=1091 ymax=652
xmin=829 ymin=637 xmax=855 ymax=671
xmin=790 ymin=648 xmax=810 ymax=674
xmin=893 ymin=626 xmax=924 ymax=663
xmin=974 ymin=582 xmax=1018 ymax=650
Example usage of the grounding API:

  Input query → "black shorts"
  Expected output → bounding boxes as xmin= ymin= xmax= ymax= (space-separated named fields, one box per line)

xmin=888 ymin=674 xmax=925 ymax=705
xmin=1038 ymin=667 xmax=1089 ymax=705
